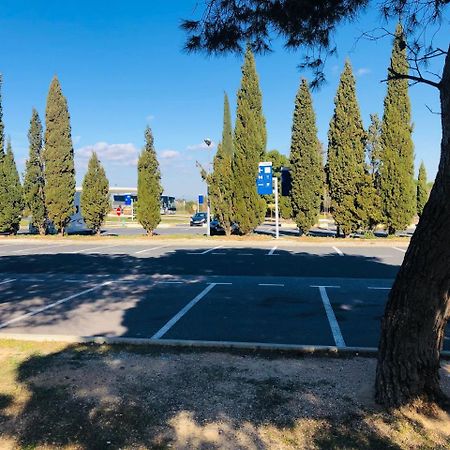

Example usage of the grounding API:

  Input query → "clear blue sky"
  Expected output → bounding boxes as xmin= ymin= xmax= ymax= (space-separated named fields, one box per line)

xmin=0 ymin=0 xmax=446 ymax=200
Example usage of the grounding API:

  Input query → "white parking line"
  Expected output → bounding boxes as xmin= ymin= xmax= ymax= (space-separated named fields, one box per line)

xmin=314 ymin=285 xmax=346 ymax=348
xmin=332 ymin=246 xmax=344 ymax=256
xmin=134 ymin=245 xmax=169 ymax=255
xmin=0 ymin=278 xmax=15 ymax=286
xmin=10 ymin=244 xmax=68 ymax=254
xmin=393 ymin=247 xmax=407 ymax=253
xmin=0 ymin=281 xmax=112 ymax=329
xmin=158 ymin=281 xmax=183 ymax=284
xmin=259 ymin=283 xmax=284 ymax=287
xmin=68 ymin=243 xmax=120 ymax=254
xmin=187 ymin=246 xmax=224 ymax=255
xmin=151 ymin=283 xmax=217 ymax=339
xmin=267 ymin=246 xmax=278 ymax=256
xmin=368 ymin=287 xmax=391 ymax=290
xmin=237 ymin=253 xmax=254 ymax=256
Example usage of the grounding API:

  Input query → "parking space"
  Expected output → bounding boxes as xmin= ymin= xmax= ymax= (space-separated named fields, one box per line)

xmin=163 ymin=279 xmax=335 ymax=345
xmin=0 ymin=240 xmax=446 ymax=352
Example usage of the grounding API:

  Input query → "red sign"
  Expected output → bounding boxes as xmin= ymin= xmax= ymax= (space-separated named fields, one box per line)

xmin=116 ymin=207 xmax=122 ymax=217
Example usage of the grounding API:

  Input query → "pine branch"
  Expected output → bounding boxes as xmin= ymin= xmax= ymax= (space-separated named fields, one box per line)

xmin=382 ymin=67 xmax=441 ymax=89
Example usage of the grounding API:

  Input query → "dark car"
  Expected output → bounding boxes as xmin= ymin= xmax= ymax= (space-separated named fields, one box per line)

xmin=190 ymin=212 xmax=208 ymax=226
xmin=210 ymin=218 xmax=240 ymax=235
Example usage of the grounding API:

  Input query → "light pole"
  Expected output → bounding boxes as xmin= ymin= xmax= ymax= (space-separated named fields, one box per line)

xmin=204 ymin=138 xmax=212 ymax=237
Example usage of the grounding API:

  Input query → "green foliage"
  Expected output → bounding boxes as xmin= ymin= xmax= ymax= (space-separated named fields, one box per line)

xmin=210 ymin=93 xmax=235 ymax=235
xmin=357 ymin=113 xmax=384 ymax=230
xmin=23 ymin=109 xmax=47 ymax=234
xmin=355 ymin=173 xmax=383 ymax=231
xmin=80 ymin=152 xmax=110 ymax=234
xmin=327 ymin=60 xmax=366 ymax=236
xmin=0 ymin=75 xmax=4 ymax=157
xmin=137 ymin=126 xmax=162 ymax=234
xmin=233 ymin=45 xmax=267 ymax=234
xmin=380 ymin=24 xmax=416 ymax=234
xmin=0 ymin=140 xmax=24 ymax=234
xmin=289 ymin=79 xmax=323 ymax=234
xmin=416 ymin=161 xmax=428 ymax=217
xmin=366 ymin=113 xmax=382 ymax=187
xmin=43 ymin=76 xmax=76 ymax=234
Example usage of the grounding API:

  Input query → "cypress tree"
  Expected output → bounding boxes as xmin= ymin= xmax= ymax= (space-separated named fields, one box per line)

xmin=0 ymin=75 xmax=3 ymax=157
xmin=233 ymin=45 xmax=267 ymax=235
xmin=137 ymin=126 xmax=162 ymax=235
xmin=327 ymin=60 xmax=366 ymax=236
xmin=43 ymin=76 xmax=76 ymax=234
xmin=416 ymin=161 xmax=428 ymax=218
xmin=80 ymin=152 xmax=110 ymax=235
xmin=0 ymin=139 xmax=24 ymax=234
xmin=357 ymin=113 xmax=383 ymax=231
xmin=367 ymin=113 xmax=382 ymax=188
xmin=23 ymin=109 xmax=47 ymax=234
xmin=380 ymin=23 xmax=416 ymax=234
xmin=289 ymin=78 xmax=323 ymax=234
xmin=210 ymin=93 xmax=234 ymax=235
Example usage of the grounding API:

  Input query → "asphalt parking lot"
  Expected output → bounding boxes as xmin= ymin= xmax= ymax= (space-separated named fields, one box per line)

xmin=0 ymin=239 xmax=448 ymax=351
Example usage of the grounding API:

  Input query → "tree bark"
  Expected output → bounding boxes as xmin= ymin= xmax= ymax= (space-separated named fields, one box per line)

xmin=375 ymin=46 xmax=450 ymax=407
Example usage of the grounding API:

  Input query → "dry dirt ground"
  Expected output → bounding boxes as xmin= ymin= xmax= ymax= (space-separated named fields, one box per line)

xmin=0 ymin=340 xmax=449 ymax=450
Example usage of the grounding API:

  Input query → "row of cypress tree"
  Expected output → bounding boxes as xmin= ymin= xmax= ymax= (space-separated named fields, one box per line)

xmin=0 ymin=74 xmax=162 ymax=236
xmin=210 ymin=24 xmax=428 ymax=237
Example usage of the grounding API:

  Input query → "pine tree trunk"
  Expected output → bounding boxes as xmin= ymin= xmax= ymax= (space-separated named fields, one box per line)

xmin=375 ymin=47 xmax=450 ymax=407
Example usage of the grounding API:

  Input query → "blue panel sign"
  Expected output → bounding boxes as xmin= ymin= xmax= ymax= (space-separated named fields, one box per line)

xmin=198 ymin=195 xmax=204 ymax=205
xmin=124 ymin=195 xmax=132 ymax=206
xmin=257 ymin=162 xmax=273 ymax=195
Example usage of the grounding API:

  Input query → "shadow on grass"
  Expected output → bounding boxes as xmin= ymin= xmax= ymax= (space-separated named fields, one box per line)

xmin=0 ymin=344 xmax=411 ymax=450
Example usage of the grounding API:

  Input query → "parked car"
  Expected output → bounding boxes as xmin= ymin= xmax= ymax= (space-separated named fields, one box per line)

xmin=210 ymin=218 xmax=240 ymax=235
xmin=190 ymin=212 xmax=208 ymax=226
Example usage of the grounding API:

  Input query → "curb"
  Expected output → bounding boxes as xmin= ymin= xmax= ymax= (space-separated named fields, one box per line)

xmin=1 ymin=333 xmax=449 ymax=359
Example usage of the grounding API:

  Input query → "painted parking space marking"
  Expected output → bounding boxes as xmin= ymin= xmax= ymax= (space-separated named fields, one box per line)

xmin=151 ymin=283 xmax=218 ymax=339
xmin=368 ymin=287 xmax=391 ymax=290
xmin=134 ymin=245 xmax=170 ymax=255
xmin=10 ymin=244 xmax=69 ymax=254
xmin=332 ymin=246 xmax=344 ymax=256
xmin=0 ymin=281 xmax=112 ymax=329
xmin=258 ymin=283 xmax=284 ymax=287
xmin=187 ymin=245 xmax=223 ymax=255
xmin=237 ymin=253 xmax=254 ymax=256
xmin=393 ymin=247 xmax=407 ymax=253
xmin=267 ymin=246 xmax=278 ymax=256
xmin=67 ymin=243 xmax=121 ymax=254
xmin=314 ymin=285 xmax=346 ymax=348
xmin=0 ymin=278 xmax=15 ymax=286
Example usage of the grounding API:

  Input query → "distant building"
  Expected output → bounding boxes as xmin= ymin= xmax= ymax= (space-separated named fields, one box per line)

xmin=76 ymin=187 xmax=176 ymax=215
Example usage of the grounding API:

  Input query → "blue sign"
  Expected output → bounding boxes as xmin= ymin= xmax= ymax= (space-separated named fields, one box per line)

xmin=257 ymin=162 xmax=273 ymax=195
xmin=124 ymin=195 xmax=132 ymax=206
xmin=198 ymin=195 xmax=204 ymax=205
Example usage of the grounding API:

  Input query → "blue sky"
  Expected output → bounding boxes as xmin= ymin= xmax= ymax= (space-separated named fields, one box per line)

xmin=0 ymin=0 xmax=447 ymax=200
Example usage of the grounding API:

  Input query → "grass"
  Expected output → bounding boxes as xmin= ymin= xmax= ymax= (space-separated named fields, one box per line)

xmin=0 ymin=339 xmax=449 ymax=449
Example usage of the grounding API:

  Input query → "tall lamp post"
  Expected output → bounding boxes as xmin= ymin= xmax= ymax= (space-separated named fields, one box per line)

xmin=204 ymin=138 xmax=212 ymax=237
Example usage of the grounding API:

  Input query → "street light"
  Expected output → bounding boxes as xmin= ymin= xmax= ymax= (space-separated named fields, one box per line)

xmin=204 ymin=138 xmax=213 ymax=237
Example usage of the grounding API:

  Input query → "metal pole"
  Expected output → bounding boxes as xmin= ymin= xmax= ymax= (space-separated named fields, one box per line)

xmin=274 ymin=177 xmax=280 ymax=239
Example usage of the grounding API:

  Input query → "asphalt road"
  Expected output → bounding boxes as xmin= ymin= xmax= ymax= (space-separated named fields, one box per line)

xmin=0 ymin=239 xmax=447 ymax=351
